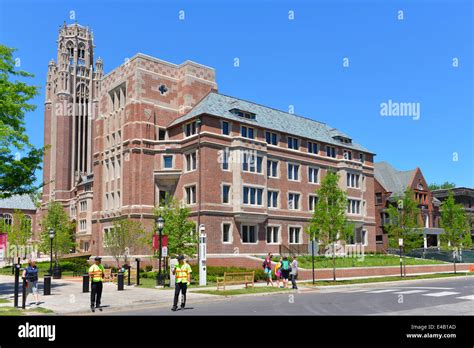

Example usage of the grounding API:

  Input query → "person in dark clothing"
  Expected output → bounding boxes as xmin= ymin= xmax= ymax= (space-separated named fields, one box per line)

xmin=22 ymin=259 xmax=40 ymax=305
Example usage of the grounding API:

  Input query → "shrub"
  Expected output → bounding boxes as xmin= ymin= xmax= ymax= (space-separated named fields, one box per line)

xmin=145 ymin=265 xmax=153 ymax=272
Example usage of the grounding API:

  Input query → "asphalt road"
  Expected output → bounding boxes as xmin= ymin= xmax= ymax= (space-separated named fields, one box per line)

xmin=105 ymin=276 xmax=474 ymax=316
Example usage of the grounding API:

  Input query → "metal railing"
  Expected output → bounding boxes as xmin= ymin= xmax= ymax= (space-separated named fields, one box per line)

xmin=387 ymin=247 xmax=474 ymax=263
xmin=279 ymin=244 xmax=309 ymax=257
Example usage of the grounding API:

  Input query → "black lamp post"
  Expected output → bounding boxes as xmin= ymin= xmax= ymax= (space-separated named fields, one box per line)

xmin=48 ymin=228 xmax=55 ymax=275
xmin=156 ymin=216 xmax=165 ymax=286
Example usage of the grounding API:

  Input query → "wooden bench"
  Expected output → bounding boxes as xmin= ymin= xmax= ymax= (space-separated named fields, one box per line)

xmin=216 ymin=271 xmax=255 ymax=291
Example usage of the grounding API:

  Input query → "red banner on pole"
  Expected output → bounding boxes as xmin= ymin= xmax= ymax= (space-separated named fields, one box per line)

xmin=152 ymin=234 xmax=168 ymax=250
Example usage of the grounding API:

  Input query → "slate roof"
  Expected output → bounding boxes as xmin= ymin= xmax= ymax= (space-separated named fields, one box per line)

xmin=374 ymin=161 xmax=417 ymax=196
xmin=0 ymin=194 xmax=37 ymax=211
xmin=169 ymin=92 xmax=373 ymax=153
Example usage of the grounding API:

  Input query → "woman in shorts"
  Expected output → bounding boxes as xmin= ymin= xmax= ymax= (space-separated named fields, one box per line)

xmin=22 ymin=259 xmax=40 ymax=306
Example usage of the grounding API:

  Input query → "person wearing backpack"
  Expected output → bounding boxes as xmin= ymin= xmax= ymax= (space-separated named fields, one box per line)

xmin=274 ymin=260 xmax=282 ymax=288
xmin=22 ymin=259 xmax=40 ymax=306
xmin=280 ymin=256 xmax=291 ymax=288
xmin=262 ymin=253 xmax=274 ymax=287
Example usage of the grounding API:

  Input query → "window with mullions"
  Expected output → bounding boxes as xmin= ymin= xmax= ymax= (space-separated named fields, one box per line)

xmin=242 ymin=153 xmax=262 ymax=173
xmin=307 ymin=141 xmax=318 ymax=154
xmin=241 ymin=126 xmax=254 ymax=139
xmin=243 ymin=186 xmax=263 ymax=206
xmin=267 ymin=160 xmax=278 ymax=178
xmin=242 ymin=225 xmax=257 ymax=243
xmin=288 ymin=136 xmax=299 ymax=150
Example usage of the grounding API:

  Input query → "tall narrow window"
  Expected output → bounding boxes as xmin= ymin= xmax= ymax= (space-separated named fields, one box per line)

xmin=222 ymin=121 xmax=230 ymax=135
xmin=185 ymin=186 xmax=196 ymax=205
xmin=222 ymin=223 xmax=232 ymax=243
xmin=268 ymin=191 xmax=279 ymax=208
xmin=308 ymin=167 xmax=319 ymax=183
xmin=222 ymin=185 xmax=231 ymax=204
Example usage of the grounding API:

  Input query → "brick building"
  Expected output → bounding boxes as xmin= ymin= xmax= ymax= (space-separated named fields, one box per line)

xmin=40 ymin=23 xmax=377 ymax=259
xmin=0 ymin=194 xmax=39 ymax=259
xmin=374 ymin=162 xmax=442 ymax=252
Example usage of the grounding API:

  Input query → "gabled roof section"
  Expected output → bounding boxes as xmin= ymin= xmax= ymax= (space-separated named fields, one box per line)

xmin=169 ymin=92 xmax=373 ymax=153
xmin=0 ymin=194 xmax=37 ymax=211
xmin=374 ymin=162 xmax=417 ymax=197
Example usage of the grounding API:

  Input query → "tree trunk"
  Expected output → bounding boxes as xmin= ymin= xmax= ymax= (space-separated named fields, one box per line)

xmin=332 ymin=242 xmax=336 ymax=282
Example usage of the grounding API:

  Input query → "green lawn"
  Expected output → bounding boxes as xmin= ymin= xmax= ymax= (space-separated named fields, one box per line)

xmin=135 ymin=277 xmax=217 ymax=289
xmin=264 ymin=254 xmax=447 ymax=269
xmin=194 ymin=286 xmax=292 ymax=296
xmin=305 ymin=272 xmax=474 ymax=286
xmin=0 ymin=306 xmax=54 ymax=316
xmin=0 ymin=298 xmax=10 ymax=304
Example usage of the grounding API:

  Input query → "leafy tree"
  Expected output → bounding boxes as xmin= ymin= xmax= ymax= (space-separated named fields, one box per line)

xmin=104 ymin=218 xmax=145 ymax=267
xmin=428 ymin=182 xmax=456 ymax=191
xmin=148 ymin=195 xmax=197 ymax=258
xmin=306 ymin=172 xmax=352 ymax=281
xmin=0 ymin=45 xmax=44 ymax=198
xmin=39 ymin=202 xmax=75 ymax=264
xmin=439 ymin=191 xmax=472 ymax=273
xmin=6 ymin=210 xmax=33 ymax=262
xmin=386 ymin=188 xmax=423 ymax=276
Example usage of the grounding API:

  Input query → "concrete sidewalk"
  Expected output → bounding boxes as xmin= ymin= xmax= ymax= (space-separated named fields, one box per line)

xmin=0 ymin=275 xmax=219 ymax=314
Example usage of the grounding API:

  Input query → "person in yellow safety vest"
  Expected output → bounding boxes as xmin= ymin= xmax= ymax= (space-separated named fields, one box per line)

xmin=171 ymin=255 xmax=192 ymax=311
xmin=88 ymin=256 xmax=105 ymax=312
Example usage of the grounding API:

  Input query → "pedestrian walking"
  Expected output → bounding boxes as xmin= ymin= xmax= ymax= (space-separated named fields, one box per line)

xmin=280 ymin=256 xmax=291 ymax=288
xmin=262 ymin=253 xmax=274 ymax=286
xmin=275 ymin=260 xmax=281 ymax=288
xmin=171 ymin=255 xmax=192 ymax=311
xmin=88 ymin=256 xmax=105 ymax=312
xmin=22 ymin=259 xmax=40 ymax=306
xmin=290 ymin=256 xmax=298 ymax=289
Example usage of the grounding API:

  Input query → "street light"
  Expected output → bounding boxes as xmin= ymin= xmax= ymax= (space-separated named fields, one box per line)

xmin=48 ymin=228 xmax=55 ymax=275
xmin=156 ymin=216 xmax=165 ymax=286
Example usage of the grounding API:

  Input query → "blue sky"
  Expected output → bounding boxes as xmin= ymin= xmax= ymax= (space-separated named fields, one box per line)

xmin=1 ymin=0 xmax=472 ymax=187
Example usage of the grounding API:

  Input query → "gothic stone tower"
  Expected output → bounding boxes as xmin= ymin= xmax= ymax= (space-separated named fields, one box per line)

xmin=42 ymin=23 xmax=102 ymax=239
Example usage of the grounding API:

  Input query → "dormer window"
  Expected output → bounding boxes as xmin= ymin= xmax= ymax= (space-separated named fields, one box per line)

xmin=333 ymin=135 xmax=352 ymax=144
xmin=230 ymin=108 xmax=256 ymax=120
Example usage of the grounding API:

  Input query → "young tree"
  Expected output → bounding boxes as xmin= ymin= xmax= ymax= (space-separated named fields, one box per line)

xmin=7 ymin=210 xmax=33 ymax=262
xmin=306 ymin=172 xmax=352 ymax=281
xmin=104 ymin=218 xmax=145 ymax=267
xmin=148 ymin=195 xmax=197 ymax=258
xmin=0 ymin=45 xmax=44 ymax=198
xmin=39 ymin=202 xmax=75 ymax=263
xmin=439 ymin=191 xmax=472 ymax=273
xmin=386 ymin=188 xmax=423 ymax=276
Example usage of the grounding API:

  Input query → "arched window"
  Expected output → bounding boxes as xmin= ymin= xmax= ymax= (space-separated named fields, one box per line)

xmin=66 ymin=41 xmax=74 ymax=58
xmin=78 ymin=43 xmax=85 ymax=60
xmin=22 ymin=215 xmax=32 ymax=233
xmin=3 ymin=214 xmax=13 ymax=226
